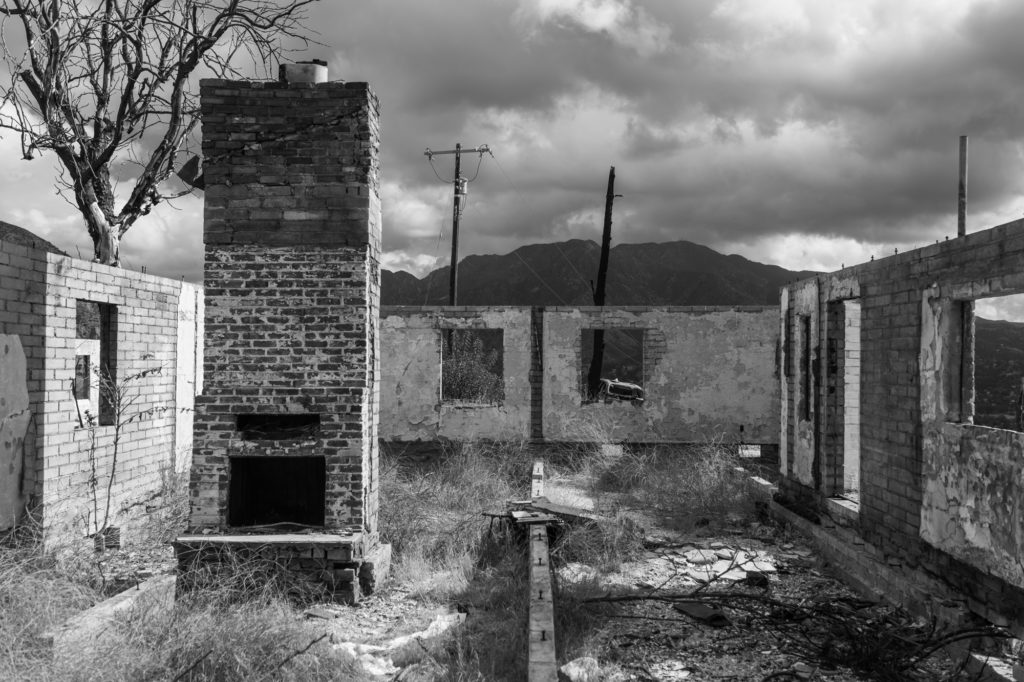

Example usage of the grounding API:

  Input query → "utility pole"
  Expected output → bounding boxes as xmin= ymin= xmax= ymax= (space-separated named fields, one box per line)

xmin=424 ymin=143 xmax=490 ymax=306
xmin=587 ymin=167 xmax=619 ymax=399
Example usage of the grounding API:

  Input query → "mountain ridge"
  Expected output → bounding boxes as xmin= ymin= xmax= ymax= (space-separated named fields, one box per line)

xmin=382 ymin=239 xmax=818 ymax=306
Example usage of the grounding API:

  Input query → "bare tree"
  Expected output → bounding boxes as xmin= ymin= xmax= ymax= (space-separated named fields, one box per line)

xmin=0 ymin=0 xmax=318 ymax=265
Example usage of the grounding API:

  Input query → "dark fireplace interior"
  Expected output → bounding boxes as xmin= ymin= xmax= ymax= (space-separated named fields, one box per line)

xmin=236 ymin=413 xmax=321 ymax=441
xmin=228 ymin=456 xmax=326 ymax=527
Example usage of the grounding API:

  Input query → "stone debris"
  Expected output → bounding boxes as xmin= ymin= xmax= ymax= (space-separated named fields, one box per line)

xmin=648 ymin=659 xmax=693 ymax=679
xmin=559 ymin=656 xmax=602 ymax=682
xmin=558 ymin=562 xmax=600 ymax=584
xmin=673 ymin=601 xmax=731 ymax=627
xmin=682 ymin=548 xmax=718 ymax=565
xmin=332 ymin=610 xmax=466 ymax=679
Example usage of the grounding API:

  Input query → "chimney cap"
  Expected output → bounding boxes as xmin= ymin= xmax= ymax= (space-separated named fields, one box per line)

xmin=278 ymin=60 xmax=329 ymax=84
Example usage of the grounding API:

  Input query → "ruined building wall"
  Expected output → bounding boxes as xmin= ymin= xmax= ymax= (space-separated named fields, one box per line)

xmin=191 ymin=79 xmax=381 ymax=536
xmin=380 ymin=307 xmax=532 ymax=441
xmin=379 ymin=305 xmax=779 ymax=444
xmin=543 ymin=306 xmax=779 ymax=443
xmin=780 ymin=218 xmax=1024 ymax=630
xmin=0 ymin=235 xmax=202 ymax=545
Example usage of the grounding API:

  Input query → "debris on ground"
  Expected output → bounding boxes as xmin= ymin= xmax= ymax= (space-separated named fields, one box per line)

xmin=331 ymin=608 xmax=467 ymax=679
xmin=560 ymin=656 xmax=602 ymax=681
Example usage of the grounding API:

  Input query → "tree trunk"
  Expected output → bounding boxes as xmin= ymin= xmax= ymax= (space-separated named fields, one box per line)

xmin=89 ymin=201 xmax=120 ymax=265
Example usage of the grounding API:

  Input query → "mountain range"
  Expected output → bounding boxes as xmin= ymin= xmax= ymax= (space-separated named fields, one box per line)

xmin=382 ymin=239 xmax=817 ymax=307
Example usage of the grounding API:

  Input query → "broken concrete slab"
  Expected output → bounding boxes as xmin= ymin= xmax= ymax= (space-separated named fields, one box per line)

xmin=682 ymin=548 xmax=718 ymax=565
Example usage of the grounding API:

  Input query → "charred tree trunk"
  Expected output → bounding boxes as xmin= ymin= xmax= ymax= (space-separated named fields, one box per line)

xmin=586 ymin=167 xmax=615 ymax=399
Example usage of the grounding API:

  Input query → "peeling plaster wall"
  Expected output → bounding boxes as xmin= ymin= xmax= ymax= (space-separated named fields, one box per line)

xmin=542 ymin=306 xmax=779 ymax=443
xmin=788 ymin=281 xmax=818 ymax=486
xmin=921 ymin=423 xmax=1024 ymax=588
xmin=0 ymin=335 xmax=30 ymax=529
xmin=380 ymin=307 xmax=532 ymax=441
xmin=780 ymin=217 xmax=1024 ymax=630
xmin=919 ymin=274 xmax=1024 ymax=591
xmin=1 ymin=238 xmax=46 ymax=532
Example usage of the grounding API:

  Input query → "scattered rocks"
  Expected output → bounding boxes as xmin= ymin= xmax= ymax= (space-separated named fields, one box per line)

xmin=558 ymin=562 xmax=599 ymax=584
xmin=682 ymin=548 xmax=717 ymax=565
xmin=331 ymin=609 xmax=466 ymax=678
xmin=560 ymin=656 xmax=602 ymax=682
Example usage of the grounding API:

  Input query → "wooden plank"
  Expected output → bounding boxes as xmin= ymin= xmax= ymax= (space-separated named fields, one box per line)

xmin=527 ymin=526 xmax=558 ymax=682
xmin=525 ymin=497 xmax=603 ymax=523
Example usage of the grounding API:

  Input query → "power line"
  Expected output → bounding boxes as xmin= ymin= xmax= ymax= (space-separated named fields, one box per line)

xmin=486 ymin=151 xmax=593 ymax=297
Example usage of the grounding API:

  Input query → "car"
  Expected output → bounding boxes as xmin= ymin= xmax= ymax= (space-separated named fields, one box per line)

xmin=597 ymin=377 xmax=644 ymax=403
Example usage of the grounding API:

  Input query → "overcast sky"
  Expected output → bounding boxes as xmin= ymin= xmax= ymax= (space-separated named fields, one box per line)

xmin=3 ymin=0 xmax=1024 ymax=315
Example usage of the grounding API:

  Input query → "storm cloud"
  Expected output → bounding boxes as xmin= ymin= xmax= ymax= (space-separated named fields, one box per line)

xmin=2 ymin=0 xmax=1024 ymax=281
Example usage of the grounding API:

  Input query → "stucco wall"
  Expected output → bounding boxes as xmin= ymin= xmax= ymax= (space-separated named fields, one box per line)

xmin=542 ymin=306 xmax=779 ymax=443
xmin=921 ymin=422 xmax=1024 ymax=589
xmin=0 ymin=334 xmax=30 ymax=529
xmin=380 ymin=307 xmax=532 ymax=441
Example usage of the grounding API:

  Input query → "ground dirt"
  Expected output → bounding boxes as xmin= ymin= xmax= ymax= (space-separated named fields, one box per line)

xmin=544 ymin=474 xmax=975 ymax=682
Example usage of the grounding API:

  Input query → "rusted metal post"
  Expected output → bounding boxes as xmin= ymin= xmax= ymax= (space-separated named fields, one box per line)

xmin=958 ymin=135 xmax=968 ymax=237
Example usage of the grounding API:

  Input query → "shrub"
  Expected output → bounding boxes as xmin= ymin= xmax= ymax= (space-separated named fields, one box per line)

xmin=442 ymin=330 xmax=504 ymax=403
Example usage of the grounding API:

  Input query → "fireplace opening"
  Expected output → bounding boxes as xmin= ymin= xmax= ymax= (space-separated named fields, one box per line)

xmin=236 ymin=413 xmax=321 ymax=440
xmin=228 ymin=456 xmax=326 ymax=527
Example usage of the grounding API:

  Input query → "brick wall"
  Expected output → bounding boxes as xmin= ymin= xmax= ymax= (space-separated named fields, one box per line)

xmin=780 ymin=219 xmax=1024 ymax=631
xmin=190 ymin=79 xmax=381 ymax=538
xmin=0 ymin=234 xmax=202 ymax=545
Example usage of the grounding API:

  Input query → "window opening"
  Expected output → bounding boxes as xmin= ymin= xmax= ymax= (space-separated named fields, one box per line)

xmin=800 ymin=315 xmax=811 ymax=421
xmin=580 ymin=328 xmax=644 ymax=403
xmin=441 ymin=329 xmax=504 ymax=404
xmin=973 ymin=293 xmax=1024 ymax=429
xmin=75 ymin=300 xmax=117 ymax=426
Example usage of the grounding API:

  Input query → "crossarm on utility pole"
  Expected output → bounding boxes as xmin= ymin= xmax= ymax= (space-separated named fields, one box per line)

xmin=423 ymin=143 xmax=490 ymax=307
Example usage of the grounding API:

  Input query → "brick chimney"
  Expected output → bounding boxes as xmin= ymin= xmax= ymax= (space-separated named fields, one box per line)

xmin=176 ymin=72 xmax=386 ymax=601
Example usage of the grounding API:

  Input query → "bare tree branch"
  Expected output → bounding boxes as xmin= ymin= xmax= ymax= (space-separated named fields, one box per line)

xmin=0 ymin=0 xmax=321 ymax=264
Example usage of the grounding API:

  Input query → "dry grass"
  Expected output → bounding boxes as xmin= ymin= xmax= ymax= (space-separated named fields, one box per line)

xmin=380 ymin=438 xmax=532 ymax=600
xmin=379 ymin=438 xmax=533 ymax=680
xmin=561 ymin=434 xmax=755 ymax=531
xmin=0 ymin=534 xmax=369 ymax=682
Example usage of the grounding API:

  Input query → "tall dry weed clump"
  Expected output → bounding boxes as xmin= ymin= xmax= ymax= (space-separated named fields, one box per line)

xmin=0 ymin=533 xmax=99 ymax=679
xmin=0 ymin=473 xmax=369 ymax=681
xmin=0 ymin=536 xmax=369 ymax=681
xmin=379 ymin=438 xmax=532 ymax=599
xmin=560 ymin=431 xmax=753 ymax=530
xmin=378 ymin=439 xmax=533 ymax=680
